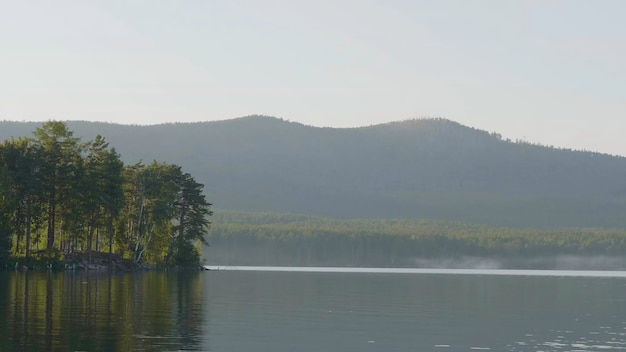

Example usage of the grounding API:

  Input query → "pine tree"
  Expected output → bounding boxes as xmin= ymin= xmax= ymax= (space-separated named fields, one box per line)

xmin=0 ymin=156 xmax=13 ymax=267
xmin=33 ymin=121 xmax=81 ymax=251
xmin=0 ymin=138 xmax=44 ymax=257
xmin=169 ymin=172 xmax=212 ymax=266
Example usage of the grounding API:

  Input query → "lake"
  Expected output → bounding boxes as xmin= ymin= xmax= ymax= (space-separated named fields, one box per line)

xmin=1 ymin=268 xmax=626 ymax=352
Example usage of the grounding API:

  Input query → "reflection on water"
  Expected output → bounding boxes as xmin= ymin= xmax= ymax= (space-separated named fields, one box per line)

xmin=0 ymin=271 xmax=203 ymax=352
xmin=508 ymin=328 xmax=626 ymax=351
xmin=203 ymin=270 xmax=626 ymax=352
xmin=2 ymin=269 xmax=626 ymax=351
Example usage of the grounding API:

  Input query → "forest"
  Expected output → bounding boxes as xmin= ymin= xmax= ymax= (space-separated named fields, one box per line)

xmin=0 ymin=121 xmax=212 ymax=269
xmin=206 ymin=211 xmax=626 ymax=269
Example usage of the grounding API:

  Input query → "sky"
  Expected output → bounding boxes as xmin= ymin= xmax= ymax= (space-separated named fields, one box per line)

xmin=1 ymin=0 xmax=625 ymax=155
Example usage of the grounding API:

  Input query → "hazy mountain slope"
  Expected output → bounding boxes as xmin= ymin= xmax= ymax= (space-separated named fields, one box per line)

xmin=2 ymin=116 xmax=625 ymax=228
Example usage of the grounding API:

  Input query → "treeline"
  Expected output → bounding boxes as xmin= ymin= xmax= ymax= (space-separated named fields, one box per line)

xmin=0 ymin=121 xmax=212 ymax=268
xmin=207 ymin=211 xmax=626 ymax=268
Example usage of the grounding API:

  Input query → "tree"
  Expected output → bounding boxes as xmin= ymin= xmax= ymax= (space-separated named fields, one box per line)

xmin=60 ymin=149 xmax=87 ymax=253
xmin=0 ymin=138 xmax=45 ymax=257
xmin=84 ymin=136 xmax=108 ymax=252
xmin=119 ymin=162 xmax=212 ymax=266
xmin=82 ymin=136 xmax=124 ymax=257
xmin=33 ymin=121 xmax=81 ymax=250
xmin=121 ymin=162 xmax=181 ymax=264
xmin=168 ymin=172 xmax=212 ymax=266
xmin=101 ymin=147 xmax=124 ymax=255
xmin=0 ymin=159 xmax=13 ymax=267
xmin=82 ymin=135 xmax=124 ymax=255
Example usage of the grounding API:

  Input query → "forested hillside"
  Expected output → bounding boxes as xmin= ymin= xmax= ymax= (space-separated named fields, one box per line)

xmin=2 ymin=116 xmax=626 ymax=228
xmin=206 ymin=210 xmax=626 ymax=269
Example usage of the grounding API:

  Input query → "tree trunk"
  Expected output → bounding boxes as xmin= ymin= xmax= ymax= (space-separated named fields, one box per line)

xmin=25 ymin=205 xmax=31 ymax=257
xmin=95 ymin=227 xmax=100 ymax=252
xmin=88 ymin=225 xmax=94 ymax=262
xmin=133 ymin=196 xmax=146 ymax=263
xmin=108 ymin=212 xmax=114 ymax=254
xmin=46 ymin=190 xmax=55 ymax=250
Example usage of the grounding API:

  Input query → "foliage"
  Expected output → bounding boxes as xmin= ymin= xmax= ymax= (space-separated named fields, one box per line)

xmin=0 ymin=154 xmax=13 ymax=268
xmin=0 ymin=121 xmax=212 ymax=268
xmin=206 ymin=210 xmax=626 ymax=267
xmin=169 ymin=240 xmax=201 ymax=267
xmin=0 ymin=206 xmax=11 ymax=269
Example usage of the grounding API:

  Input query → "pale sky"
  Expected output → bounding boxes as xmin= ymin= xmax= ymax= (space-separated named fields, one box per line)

xmin=1 ymin=0 xmax=625 ymax=155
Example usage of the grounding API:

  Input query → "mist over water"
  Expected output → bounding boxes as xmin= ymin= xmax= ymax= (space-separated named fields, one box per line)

xmin=413 ymin=256 xmax=503 ymax=270
xmin=412 ymin=255 xmax=626 ymax=271
xmin=205 ymin=244 xmax=626 ymax=271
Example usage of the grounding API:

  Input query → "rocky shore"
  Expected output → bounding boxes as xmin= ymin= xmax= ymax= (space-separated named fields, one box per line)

xmin=9 ymin=251 xmax=209 ymax=271
xmin=63 ymin=251 xmax=139 ymax=271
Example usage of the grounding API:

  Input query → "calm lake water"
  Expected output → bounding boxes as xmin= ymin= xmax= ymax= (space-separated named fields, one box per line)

xmin=2 ymin=268 xmax=626 ymax=352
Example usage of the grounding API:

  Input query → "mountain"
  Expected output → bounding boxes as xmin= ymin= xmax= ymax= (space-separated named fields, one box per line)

xmin=2 ymin=116 xmax=626 ymax=228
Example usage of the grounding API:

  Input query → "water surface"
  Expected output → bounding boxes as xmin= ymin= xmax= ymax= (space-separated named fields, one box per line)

xmin=1 ymin=269 xmax=626 ymax=351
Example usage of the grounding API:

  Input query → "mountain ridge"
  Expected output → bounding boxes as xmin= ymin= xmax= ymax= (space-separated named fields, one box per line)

xmin=2 ymin=115 xmax=620 ymax=157
xmin=2 ymin=115 xmax=625 ymax=228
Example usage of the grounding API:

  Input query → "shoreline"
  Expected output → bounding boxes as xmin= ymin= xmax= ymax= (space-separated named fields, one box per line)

xmin=5 ymin=251 xmax=208 ymax=272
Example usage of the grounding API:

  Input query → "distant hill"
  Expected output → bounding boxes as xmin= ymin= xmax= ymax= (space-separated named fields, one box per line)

xmin=2 ymin=116 xmax=626 ymax=228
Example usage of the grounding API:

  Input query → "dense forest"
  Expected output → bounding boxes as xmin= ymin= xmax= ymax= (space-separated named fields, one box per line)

xmin=0 ymin=121 xmax=212 ymax=269
xmin=206 ymin=211 xmax=626 ymax=269
xmin=2 ymin=116 xmax=625 ymax=228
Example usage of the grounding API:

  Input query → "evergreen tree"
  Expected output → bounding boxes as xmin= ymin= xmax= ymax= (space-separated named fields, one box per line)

xmin=0 ymin=138 xmax=45 ymax=257
xmin=0 ymin=158 xmax=13 ymax=267
xmin=169 ymin=172 xmax=212 ymax=266
xmin=33 ymin=121 xmax=81 ymax=250
xmin=101 ymin=147 xmax=124 ymax=255
xmin=83 ymin=135 xmax=119 ymax=253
